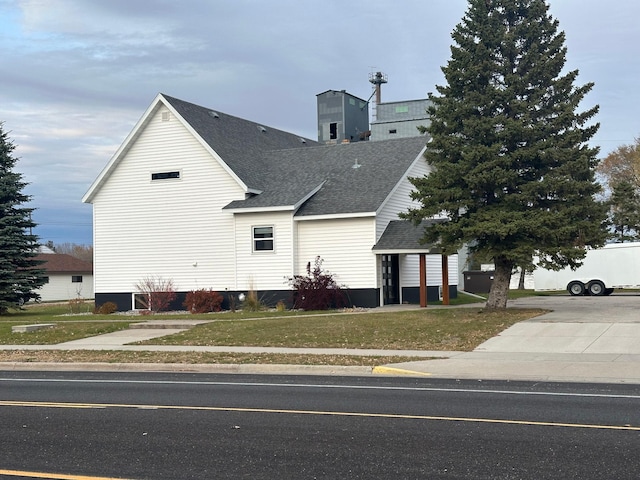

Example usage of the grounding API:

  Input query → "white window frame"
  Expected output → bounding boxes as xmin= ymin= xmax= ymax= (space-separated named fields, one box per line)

xmin=252 ymin=225 xmax=274 ymax=253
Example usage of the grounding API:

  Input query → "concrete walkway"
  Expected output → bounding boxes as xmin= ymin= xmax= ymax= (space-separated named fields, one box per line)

xmin=2 ymin=295 xmax=640 ymax=383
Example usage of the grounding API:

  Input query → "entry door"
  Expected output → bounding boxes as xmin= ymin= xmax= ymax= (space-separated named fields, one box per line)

xmin=382 ymin=254 xmax=400 ymax=305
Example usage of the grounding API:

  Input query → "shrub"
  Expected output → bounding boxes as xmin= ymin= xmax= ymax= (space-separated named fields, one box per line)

xmin=135 ymin=276 xmax=176 ymax=312
xmin=68 ymin=297 xmax=87 ymax=314
xmin=241 ymin=288 xmax=264 ymax=312
xmin=183 ymin=289 xmax=224 ymax=314
xmin=288 ymin=256 xmax=346 ymax=310
xmin=94 ymin=301 xmax=118 ymax=315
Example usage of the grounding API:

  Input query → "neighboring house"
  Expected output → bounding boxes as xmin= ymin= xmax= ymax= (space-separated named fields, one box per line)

xmin=82 ymin=93 xmax=457 ymax=311
xmin=34 ymin=253 xmax=94 ymax=301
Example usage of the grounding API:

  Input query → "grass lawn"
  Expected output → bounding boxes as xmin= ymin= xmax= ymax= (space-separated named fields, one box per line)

xmin=0 ymin=293 xmax=549 ymax=366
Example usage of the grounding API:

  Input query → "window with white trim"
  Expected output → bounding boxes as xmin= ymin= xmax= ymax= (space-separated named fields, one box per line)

xmin=253 ymin=226 xmax=274 ymax=252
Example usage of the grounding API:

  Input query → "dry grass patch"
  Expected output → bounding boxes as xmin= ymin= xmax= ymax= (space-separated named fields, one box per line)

xmin=0 ymin=322 xmax=131 ymax=345
xmin=0 ymin=350 xmax=426 ymax=367
xmin=139 ymin=308 xmax=546 ymax=351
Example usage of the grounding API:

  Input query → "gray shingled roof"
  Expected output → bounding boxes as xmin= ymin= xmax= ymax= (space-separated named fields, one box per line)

xmin=162 ymin=94 xmax=319 ymax=190
xmin=372 ymin=220 xmax=444 ymax=252
xmin=224 ymin=136 xmax=428 ymax=215
xmin=163 ymin=95 xmax=428 ymax=217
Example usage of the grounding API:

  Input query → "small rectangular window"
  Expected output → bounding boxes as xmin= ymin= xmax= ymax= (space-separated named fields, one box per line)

xmin=389 ymin=129 xmax=397 ymax=134
xmin=72 ymin=276 xmax=83 ymax=283
xmin=253 ymin=226 xmax=274 ymax=252
xmin=151 ymin=171 xmax=180 ymax=180
xmin=133 ymin=293 xmax=149 ymax=310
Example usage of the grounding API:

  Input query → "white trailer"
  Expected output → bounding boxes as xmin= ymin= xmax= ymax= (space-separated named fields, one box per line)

xmin=533 ymin=242 xmax=640 ymax=296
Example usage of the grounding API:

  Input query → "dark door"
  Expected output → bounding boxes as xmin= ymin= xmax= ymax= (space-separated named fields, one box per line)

xmin=382 ymin=254 xmax=400 ymax=305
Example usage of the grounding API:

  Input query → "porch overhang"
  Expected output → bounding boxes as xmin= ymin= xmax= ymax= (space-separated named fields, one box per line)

xmin=372 ymin=220 xmax=442 ymax=254
xmin=372 ymin=220 xmax=449 ymax=307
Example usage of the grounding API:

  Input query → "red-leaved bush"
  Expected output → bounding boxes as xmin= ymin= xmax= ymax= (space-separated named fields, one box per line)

xmin=289 ymin=256 xmax=345 ymax=310
xmin=135 ymin=276 xmax=176 ymax=312
xmin=183 ymin=289 xmax=224 ymax=314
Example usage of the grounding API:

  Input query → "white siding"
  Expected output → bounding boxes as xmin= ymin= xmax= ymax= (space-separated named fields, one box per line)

xmin=376 ymin=155 xmax=430 ymax=239
xmin=233 ymin=212 xmax=294 ymax=290
xmin=296 ymin=217 xmax=377 ymax=288
xmin=92 ymin=108 xmax=246 ymax=294
xmin=401 ymin=254 xmax=459 ymax=287
xmin=38 ymin=274 xmax=94 ymax=301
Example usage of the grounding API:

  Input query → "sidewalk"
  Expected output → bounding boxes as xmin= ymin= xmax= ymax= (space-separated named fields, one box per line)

xmin=2 ymin=295 xmax=639 ymax=384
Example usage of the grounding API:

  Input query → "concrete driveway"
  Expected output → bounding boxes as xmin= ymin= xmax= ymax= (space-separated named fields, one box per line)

xmin=379 ymin=293 xmax=640 ymax=383
xmin=475 ymin=293 xmax=640 ymax=354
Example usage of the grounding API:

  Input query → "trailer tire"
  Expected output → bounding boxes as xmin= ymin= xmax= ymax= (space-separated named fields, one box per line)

xmin=587 ymin=280 xmax=606 ymax=296
xmin=568 ymin=281 xmax=585 ymax=296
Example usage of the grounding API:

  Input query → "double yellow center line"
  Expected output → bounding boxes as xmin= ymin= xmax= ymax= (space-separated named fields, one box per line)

xmin=2 ymin=399 xmax=639 ymax=431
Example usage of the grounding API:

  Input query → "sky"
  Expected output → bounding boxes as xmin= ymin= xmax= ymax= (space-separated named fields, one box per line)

xmin=1 ymin=0 xmax=639 ymax=246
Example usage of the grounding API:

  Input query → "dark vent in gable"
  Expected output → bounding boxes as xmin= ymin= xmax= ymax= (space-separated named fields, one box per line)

xmin=151 ymin=171 xmax=180 ymax=180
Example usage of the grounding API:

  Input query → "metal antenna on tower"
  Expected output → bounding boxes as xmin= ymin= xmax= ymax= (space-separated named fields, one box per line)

xmin=368 ymin=71 xmax=388 ymax=120
xmin=368 ymin=71 xmax=388 ymax=105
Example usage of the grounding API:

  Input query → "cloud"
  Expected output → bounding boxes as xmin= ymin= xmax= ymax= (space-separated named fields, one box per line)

xmin=2 ymin=0 xmax=639 ymax=245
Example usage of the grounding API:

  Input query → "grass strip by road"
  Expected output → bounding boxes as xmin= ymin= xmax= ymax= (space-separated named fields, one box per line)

xmin=0 ymin=350 xmax=428 ymax=366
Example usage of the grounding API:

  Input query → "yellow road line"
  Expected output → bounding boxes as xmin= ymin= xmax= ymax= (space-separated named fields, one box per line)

xmin=372 ymin=366 xmax=432 ymax=376
xmin=0 ymin=469 xmax=133 ymax=480
xmin=2 ymin=399 xmax=639 ymax=431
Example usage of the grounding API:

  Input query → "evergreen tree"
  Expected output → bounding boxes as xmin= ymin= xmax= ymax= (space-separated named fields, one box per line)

xmin=403 ymin=0 xmax=608 ymax=308
xmin=608 ymin=180 xmax=640 ymax=242
xmin=0 ymin=123 xmax=46 ymax=314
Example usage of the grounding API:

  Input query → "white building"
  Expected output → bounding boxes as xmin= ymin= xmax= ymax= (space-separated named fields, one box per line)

xmin=83 ymin=94 xmax=457 ymax=310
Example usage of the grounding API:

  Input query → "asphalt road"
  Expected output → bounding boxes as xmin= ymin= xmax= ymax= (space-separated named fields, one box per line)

xmin=1 ymin=372 xmax=640 ymax=479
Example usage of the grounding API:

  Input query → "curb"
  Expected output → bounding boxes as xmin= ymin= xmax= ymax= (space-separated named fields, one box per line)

xmin=0 ymin=361 xmax=374 ymax=376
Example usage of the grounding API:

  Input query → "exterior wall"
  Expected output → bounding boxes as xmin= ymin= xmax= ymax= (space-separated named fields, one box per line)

xmin=295 ymin=217 xmax=377 ymax=289
xmin=371 ymin=99 xmax=431 ymax=141
xmin=317 ymin=91 xmax=369 ymax=144
xmin=91 ymin=106 xmax=246 ymax=303
xmin=233 ymin=211 xmax=295 ymax=291
xmin=38 ymin=273 xmax=94 ymax=301
xmin=375 ymin=155 xmax=430 ymax=239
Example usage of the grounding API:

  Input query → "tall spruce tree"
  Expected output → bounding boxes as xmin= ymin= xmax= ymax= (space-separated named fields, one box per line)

xmin=0 ymin=123 xmax=46 ymax=314
xmin=403 ymin=0 xmax=607 ymax=308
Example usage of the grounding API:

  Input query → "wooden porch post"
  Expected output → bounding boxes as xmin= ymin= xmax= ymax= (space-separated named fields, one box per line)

xmin=441 ymin=254 xmax=450 ymax=305
xmin=419 ymin=253 xmax=427 ymax=307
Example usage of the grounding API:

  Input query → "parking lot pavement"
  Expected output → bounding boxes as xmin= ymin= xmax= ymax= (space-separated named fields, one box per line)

xmin=507 ymin=293 xmax=640 ymax=323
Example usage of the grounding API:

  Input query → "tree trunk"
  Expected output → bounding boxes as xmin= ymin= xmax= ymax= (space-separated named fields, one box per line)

xmin=518 ymin=268 xmax=526 ymax=290
xmin=485 ymin=255 xmax=514 ymax=309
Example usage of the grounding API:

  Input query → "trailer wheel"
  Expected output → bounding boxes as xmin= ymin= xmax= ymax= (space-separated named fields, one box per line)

xmin=568 ymin=281 xmax=585 ymax=296
xmin=587 ymin=280 xmax=606 ymax=296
